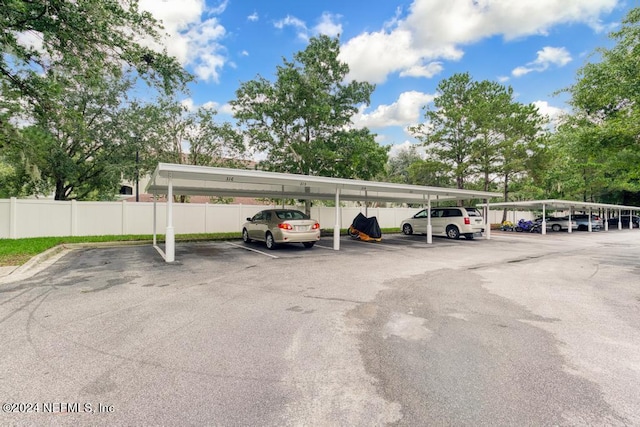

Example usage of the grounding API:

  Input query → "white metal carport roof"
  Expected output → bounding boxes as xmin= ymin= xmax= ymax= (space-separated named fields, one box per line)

xmin=146 ymin=163 xmax=501 ymax=262
xmin=479 ymin=199 xmax=640 ymax=235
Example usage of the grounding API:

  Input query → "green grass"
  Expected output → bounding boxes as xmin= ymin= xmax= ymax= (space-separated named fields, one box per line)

xmin=0 ymin=232 xmax=241 ymax=267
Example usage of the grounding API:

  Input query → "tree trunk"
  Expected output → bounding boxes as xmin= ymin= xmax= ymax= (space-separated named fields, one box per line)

xmin=501 ymin=173 xmax=509 ymax=223
xmin=304 ymin=187 xmax=311 ymax=216
xmin=55 ymin=180 xmax=66 ymax=200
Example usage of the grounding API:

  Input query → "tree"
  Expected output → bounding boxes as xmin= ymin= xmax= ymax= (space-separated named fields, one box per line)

xmin=468 ymin=80 xmax=515 ymax=192
xmin=495 ymin=102 xmax=547 ymax=211
xmin=231 ymin=35 xmax=388 ymax=213
xmin=0 ymin=0 xmax=189 ymax=108
xmin=411 ymin=73 xmax=478 ymax=191
xmin=560 ymin=7 xmax=640 ymax=203
xmin=407 ymin=159 xmax=452 ymax=187
xmin=1 ymin=0 xmax=193 ymax=199
xmin=131 ymin=98 xmax=245 ymax=202
xmin=386 ymin=145 xmax=424 ymax=184
xmin=411 ymin=73 xmax=546 ymax=207
xmin=4 ymin=73 xmax=142 ymax=199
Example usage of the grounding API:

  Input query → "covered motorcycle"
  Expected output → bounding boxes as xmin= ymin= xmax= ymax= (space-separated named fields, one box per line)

xmin=348 ymin=213 xmax=382 ymax=242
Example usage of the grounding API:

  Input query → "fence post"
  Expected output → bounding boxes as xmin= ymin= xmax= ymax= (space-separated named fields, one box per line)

xmin=121 ymin=200 xmax=127 ymax=235
xmin=71 ymin=199 xmax=77 ymax=236
xmin=204 ymin=202 xmax=208 ymax=233
xmin=9 ymin=197 xmax=17 ymax=239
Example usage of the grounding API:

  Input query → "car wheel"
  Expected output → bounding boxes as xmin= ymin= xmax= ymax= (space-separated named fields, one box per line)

xmin=265 ymin=232 xmax=277 ymax=250
xmin=303 ymin=242 xmax=315 ymax=249
xmin=552 ymin=224 xmax=561 ymax=232
xmin=402 ymin=224 xmax=413 ymax=235
xmin=446 ymin=225 xmax=460 ymax=240
xmin=242 ymin=228 xmax=251 ymax=243
xmin=577 ymin=225 xmax=587 ymax=231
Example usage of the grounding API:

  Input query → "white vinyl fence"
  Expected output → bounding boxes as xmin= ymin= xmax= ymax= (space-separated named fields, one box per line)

xmin=0 ymin=198 xmax=516 ymax=239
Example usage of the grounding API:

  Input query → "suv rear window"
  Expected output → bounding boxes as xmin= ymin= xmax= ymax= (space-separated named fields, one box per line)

xmin=465 ymin=209 xmax=481 ymax=217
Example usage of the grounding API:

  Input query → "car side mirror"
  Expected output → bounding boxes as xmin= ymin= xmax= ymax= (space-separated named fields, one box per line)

xmin=246 ymin=217 xmax=252 ymax=222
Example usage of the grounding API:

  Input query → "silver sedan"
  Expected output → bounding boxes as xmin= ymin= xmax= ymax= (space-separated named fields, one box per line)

xmin=242 ymin=209 xmax=320 ymax=249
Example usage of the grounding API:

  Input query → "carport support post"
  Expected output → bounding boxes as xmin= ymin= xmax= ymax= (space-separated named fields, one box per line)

xmin=333 ymin=188 xmax=340 ymax=251
xmin=542 ymin=204 xmax=547 ymax=235
xmin=568 ymin=209 xmax=572 ymax=234
xmin=485 ymin=202 xmax=491 ymax=240
xmin=153 ymin=193 xmax=157 ymax=245
xmin=166 ymin=173 xmax=175 ymax=262
xmin=619 ymin=209 xmax=622 ymax=230
xmin=605 ymin=209 xmax=609 ymax=231
xmin=630 ymin=211 xmax=634 ymax=230
xmin=588 ymin=208 xmax=593 ymax=232
xmin=427 ymin=195 xmax=433 ymax=244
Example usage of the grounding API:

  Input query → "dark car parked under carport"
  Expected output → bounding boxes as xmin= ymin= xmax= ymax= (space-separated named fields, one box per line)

xmin=607 ymin=215 xmax=640 ymax=228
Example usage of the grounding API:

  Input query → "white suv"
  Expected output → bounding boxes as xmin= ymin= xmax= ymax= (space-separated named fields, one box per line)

xmin=400 ymin=207 xmax=485 ymax=240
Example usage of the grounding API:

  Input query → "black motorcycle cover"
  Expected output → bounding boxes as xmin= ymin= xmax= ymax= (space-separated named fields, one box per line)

xmin=351 ymin=213 xmax=382 ymax=239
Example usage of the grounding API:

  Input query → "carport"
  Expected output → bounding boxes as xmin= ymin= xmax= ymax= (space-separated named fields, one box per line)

xmin=480 ymin=199 xmax=640 ymax=235
xmin=146 ymin=163 xmax=500 ymax=262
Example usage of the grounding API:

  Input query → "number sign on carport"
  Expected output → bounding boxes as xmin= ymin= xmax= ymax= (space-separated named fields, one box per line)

xmin=146 ymin=163 xmax=501 ymax=262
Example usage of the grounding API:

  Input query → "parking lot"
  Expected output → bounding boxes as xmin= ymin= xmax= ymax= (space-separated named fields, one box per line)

xmin=1 ymin=230 xmax=639 ymax=426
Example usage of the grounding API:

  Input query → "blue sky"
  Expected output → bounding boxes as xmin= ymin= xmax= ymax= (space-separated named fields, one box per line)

xmin=139 ymin=0 xmax=631 ymax=157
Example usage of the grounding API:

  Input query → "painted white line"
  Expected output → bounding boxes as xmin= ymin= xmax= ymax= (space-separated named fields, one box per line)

xmin=313 ymin=243 xmax=334 ymax=250
xmin=226 ymin=242 xmax=279 ymax=259
xmin=154 ymin=245 xmax=167 ymax=261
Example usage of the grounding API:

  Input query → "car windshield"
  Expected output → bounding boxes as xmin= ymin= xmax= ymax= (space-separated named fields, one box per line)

xmin=466 ymin=209 xmax=481 ymax=217
xmin=275 ymin=210 xmax=308 ymax=220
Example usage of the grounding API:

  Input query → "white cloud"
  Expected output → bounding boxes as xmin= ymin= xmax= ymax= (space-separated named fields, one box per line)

xmin=340 ymin=0 xmax=617 ymax=83
xmin=314 ymin=12 xmax=343 ymax=37
xmin=180 ymin=98 xmax=234 ymax=116
xmin=201 ymin=101 xmax=220 ymax=111
xmin=274 ymin=12 xmax=343 ymax=43
xmin=139 ymin=0 xmax=228 ymax=83
xmin=181 ymin=98 xmax=196 ymax=111
xmin=15 ymin=31 xmax=45 ymax=54
xmin=352 ymin=91 xmax=434 ymax=129
xmin=533 ymin=100 xmax=567 ymax=130
xmin=497 ymin=75 xmax=510 ymax=83
xmin=247 ymin=12 xmax=259 ymax=22
xmin=512 ymin=46 xmax=572 ymax=77
xmin=274 ymin=15 xmax=309 ymax=41
xmin=399 ymin=62 xmax=444 ymax=79
xmin=388 ymin=141 xmax=426 ymax=158
xmin=218 ymin=103 xmax=235 ymax=115
xmin=512 ymin=66 xmax=533 ymax=77
xmin=209 ymin=0 xmax=228 ymax=15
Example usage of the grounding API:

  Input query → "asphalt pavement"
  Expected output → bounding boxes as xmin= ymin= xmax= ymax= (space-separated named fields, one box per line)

xmin=1 ymin=230 xmax=639 ymax=426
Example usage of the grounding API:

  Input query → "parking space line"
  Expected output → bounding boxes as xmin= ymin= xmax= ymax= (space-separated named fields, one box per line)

xmin=313 ymin=243 xmax=335 ymax=250
xmin=226 ymin=242 xmax=279 ymax=259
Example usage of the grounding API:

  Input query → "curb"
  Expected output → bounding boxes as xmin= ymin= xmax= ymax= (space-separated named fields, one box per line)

xmin=10 ymin=244 xmax=68 ymax=276
xmin=0 ymin=245 xmax=72 ymax=285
